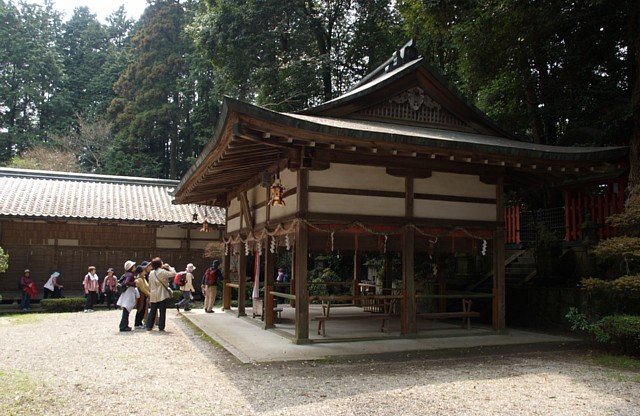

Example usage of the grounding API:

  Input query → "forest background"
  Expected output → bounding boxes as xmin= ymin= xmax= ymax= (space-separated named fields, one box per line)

xmin=1 ymin=0 xmax=638 ymax=202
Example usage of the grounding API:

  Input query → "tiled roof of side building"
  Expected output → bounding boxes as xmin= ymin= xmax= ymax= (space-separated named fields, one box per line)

xmin=0 ymin=168 xmax=225 ymax=225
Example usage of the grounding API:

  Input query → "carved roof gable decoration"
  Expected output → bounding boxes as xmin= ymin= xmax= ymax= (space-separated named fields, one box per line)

xmin=356 ymin=86 xmax=471 ymax=131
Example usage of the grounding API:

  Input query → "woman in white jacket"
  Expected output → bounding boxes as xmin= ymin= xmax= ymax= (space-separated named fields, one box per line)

xmin=145 ymin=257 xmax=175 ymax=331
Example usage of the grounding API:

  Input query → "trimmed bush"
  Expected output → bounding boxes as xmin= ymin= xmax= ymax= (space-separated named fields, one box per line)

xmin=41 ymin=297 xmax=86 ymax=313
xmin=567 ymin=308 xmax=640 ymax=356
xmin=593 ymin=315 xmax=640 ymax=356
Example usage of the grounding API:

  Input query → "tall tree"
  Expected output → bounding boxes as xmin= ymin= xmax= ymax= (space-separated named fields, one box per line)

xmin=0 ymin=0 xmax=65 ymax=162
xmin=57 ymin=7 xmax=110 ymax=126
xmin=108 ymin=0 xmax=185 ymax=178
xmin=108 ymin=0 xmax=204 ymax=179
xmin=399 ymin=0 xmax=634 ymax=149
xmin=192 ymin=0 xmax=400 ymax=111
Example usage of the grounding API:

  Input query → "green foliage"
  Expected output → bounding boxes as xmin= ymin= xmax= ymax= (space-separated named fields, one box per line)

xmin=41 ymin=297 xmax=86 ymax=313
xmin=308 ymin=267 xmax=343 ymax=298
xmin=0 ymin=1 xmax=65 ymax=163
xmin=566 ymin=309 xmax=640 ymax=356
xmin=0 ymin=246 xmax=8 ymax=273
xmin=191 ymin=0 xmax=400 ymax=110
xmin=397 ymin=0 xmax=633 ymax=147
xmin=107 ymin=0 xmax=216 ymax=178
xmin=593 ymin=187 xmax=640 ymax=276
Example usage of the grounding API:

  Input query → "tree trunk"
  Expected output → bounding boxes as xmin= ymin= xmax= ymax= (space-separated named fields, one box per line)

xmin=628 ymin=2 xmax=640 ymax=197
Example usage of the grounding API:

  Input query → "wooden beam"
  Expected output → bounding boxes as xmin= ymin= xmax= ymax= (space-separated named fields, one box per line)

xmin=239 ymin=192 xmax=254 ymax=231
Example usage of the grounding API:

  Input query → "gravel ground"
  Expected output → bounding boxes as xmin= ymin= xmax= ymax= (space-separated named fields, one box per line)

xmin=0 ymin=309 xmax=639 ymax=416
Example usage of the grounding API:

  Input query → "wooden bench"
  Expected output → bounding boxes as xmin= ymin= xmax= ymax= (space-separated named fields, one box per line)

xmin=417 ymin=299 xmax=479 ymax=329
xmin=312 ymin=313 xmax=393 ymax=337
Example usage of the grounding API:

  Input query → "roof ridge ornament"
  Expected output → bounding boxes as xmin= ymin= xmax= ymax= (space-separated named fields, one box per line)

xmin=384 ymin=39 xmax=419 ymax=73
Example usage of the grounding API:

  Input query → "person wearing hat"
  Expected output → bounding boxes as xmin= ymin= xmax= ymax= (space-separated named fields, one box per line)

xmin=102 ymin=268 xmax=118 ymax=309
xmin=83 ymin=266 xmax=100 ymax=313
xmin=201 ymin=260 xmax=222 ymax=313
xmin=175 ymin=263 xmax=196 ymax=312
xmin=19 ymin=269 xmax=36 ymax=311
xmin=43 ymin=272 xmax=63 ymax=299
xmin=116 ymin=261 xmax=139 ymax=331
xmin=133 ymin=261 xmax=151 ymax=329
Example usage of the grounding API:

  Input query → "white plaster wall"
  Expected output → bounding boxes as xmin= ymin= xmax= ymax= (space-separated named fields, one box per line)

xmin=309 ymin=163 xmax=404 ymax=191
xmin=269 ymin=198 xmax=297 ymax=220
xmin=255 ymin=205 xmax=267 ymax=224
xmin=414 ymin=172 xmax=495 ymax=198
xmin=228 ymin=198 xmax=241 ymax=217
xmin=414 ymin=200 xmax=496 ymax=221
xmin=309 ymin=193 xmax=405 ymax=216
xmin=227 ymin=216 xmax=241 ymax=233
xmin=247 ymin=184 xmax=267 ymax=205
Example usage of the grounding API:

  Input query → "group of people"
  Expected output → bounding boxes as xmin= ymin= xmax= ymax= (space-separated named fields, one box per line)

xmin=17 ymin=269 xmax=64 ymax=311
xmin=16 ymin=258 xmax=224 ymax=329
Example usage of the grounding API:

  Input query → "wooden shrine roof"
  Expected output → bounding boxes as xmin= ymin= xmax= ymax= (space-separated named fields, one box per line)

xmin=173 ymin=41 xmax=628 ymax=206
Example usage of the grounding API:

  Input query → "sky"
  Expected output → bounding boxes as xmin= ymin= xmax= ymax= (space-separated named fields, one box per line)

xmin=30 ymin=0 xmax=149 ymax=23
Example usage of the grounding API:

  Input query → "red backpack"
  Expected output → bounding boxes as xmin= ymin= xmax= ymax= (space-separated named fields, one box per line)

xmin=205 ymin=268 xmax=217 ymax=285
xmin=174 ymin=272 xmax=187 ymax=287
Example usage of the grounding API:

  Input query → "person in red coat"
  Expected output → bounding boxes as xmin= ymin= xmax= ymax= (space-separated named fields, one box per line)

xmin=19 ymin=269 xmax=37 ymax=311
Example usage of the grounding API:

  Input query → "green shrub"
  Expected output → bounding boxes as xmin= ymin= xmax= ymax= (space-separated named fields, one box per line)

xmin=566 ymin=308 xmax=640 ymax=356
xmin=41 ymin=297 xmax=86 ymax=313
xmin=593 ymin=315 xmax=640 ymax=356
xmin=577 ymin=275 xmax=640 ymax=317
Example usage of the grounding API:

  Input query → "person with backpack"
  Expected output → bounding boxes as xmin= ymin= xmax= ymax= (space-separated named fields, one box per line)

xmin=175 ymin=263 xmax=196 ymax=312
xmin=202 ymin=260 xmax=222 ymax=313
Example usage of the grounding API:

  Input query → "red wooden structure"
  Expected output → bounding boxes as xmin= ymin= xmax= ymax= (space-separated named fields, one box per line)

xmin=505 ymin=178 xmax=627 ymax=244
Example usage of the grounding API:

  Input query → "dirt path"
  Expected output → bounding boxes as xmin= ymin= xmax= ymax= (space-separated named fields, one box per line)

xmin=0 ymin=310 xmax=638 ymax=415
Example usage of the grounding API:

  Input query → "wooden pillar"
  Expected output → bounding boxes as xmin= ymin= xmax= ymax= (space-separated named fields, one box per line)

xmin=493 ymin=176 xmax=506 ymax=331
xmin=353 ymin=249 xmax=362 ymax=303
xmin=384 ymin=251 xmax=393 ymax=289
xmin=222 ymin=245 xmax=231 ymax=310
xmin=402 ymin=177 xmax=416 ymax=335
xmin=237 ymin=245 xmax=247 ymax=317
xmin=264 ymin=235 xmax=275 ymax=328
xmin=293 ymin=169 xmax=310 ymax=343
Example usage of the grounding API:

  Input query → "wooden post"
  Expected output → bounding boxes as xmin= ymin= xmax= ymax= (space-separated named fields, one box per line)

xmin=564 ymin=191 xmax=571 ymax=242
xmin=493 ymin=176 xmax=506 ymax=332
xmin=222 ymin=247 xmax=231 ymax=310
xmin=353 ymin=249 xmax=362 ymax=304
xmin=293 ymin=220 xmax=309 ymax=343
xmin=264 ymin=235 xmax=275 ymax=328
xmin=402 ymin=177 xmax=416 ymax=335
xmin=293 ymin=169 xmax=310 ymax=343
xmin=237 ymin=246 xmax=247 ymax=317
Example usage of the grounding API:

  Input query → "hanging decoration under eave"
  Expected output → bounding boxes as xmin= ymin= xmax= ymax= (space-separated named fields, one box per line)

xmin=269 ymin=170 xmax=286 ymax=206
